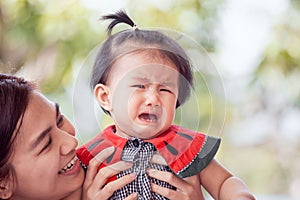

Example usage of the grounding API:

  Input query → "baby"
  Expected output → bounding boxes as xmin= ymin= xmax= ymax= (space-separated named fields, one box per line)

xmin=77 ymin=10 xmax=255 ymax=200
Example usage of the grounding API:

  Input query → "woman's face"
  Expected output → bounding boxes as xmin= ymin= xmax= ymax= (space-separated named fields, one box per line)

xmin=10 ymin=91 xmax=84 ymax=200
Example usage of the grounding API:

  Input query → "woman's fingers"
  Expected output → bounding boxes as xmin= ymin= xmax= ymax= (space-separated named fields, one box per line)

xmin=147 ymin=168 xmax=185 ymax=189
xmin=150 ymin=153 xmax=168 ymax=165
xmin=93 ymin=161 xmax=133 ymax=188
xmin=83 ymin=147 xmax=136 ymax=200
xmin=147 ymin=169 xmax=180 ymax=199
xmin=124 ymin=192 xmax=138 ymax=200
xmin=98 ymin=173 xmax=137 ymax=199
xmin=151 ymin=182 xmax=178 ymax=199
xmin=84 ymin=146 xmax=115 ymax=185
xmin=147 ymin=169 xmax=198 ymax=200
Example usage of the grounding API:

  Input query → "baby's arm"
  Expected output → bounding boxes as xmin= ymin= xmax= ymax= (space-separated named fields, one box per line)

xmin=200 ymin=159 xmax=255 ymax=200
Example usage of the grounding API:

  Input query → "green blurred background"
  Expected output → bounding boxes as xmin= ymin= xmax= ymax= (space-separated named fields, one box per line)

xmin=1 ymin=0 xmax=300 ymax=199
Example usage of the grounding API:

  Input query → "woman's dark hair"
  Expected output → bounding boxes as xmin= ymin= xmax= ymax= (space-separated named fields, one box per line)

xmin=0 ymin=74 xmax=34 ymax=185
xmin=91 ymin=10 xmax=194 ymax=114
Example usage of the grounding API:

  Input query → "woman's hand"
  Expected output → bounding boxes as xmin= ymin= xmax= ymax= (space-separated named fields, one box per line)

xmin=82 ymin=147 xmax=138 ymax=200
xmin=149 ymin=152 xmax=202 ymax=199
xmin=147 ymin=169 xmax=202 ymax=200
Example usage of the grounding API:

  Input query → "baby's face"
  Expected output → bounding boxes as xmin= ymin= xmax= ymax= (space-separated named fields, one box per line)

xmin=106 ymin=51 xmax=180 ymax=139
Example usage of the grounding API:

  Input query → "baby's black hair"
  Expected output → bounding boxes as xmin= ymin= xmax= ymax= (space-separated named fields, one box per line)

xmin=91 ymin=10 xmax=194 ymax=114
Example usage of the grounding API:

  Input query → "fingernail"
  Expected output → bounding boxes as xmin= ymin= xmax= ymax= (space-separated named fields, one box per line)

xmin=130 ymin=172 xmax=137 ymax=178
xmin=94 ymin=146 xmax=115 ymax=160
xmin=105 ymin=146 xmax=115 ymax=153
xmin=125 ymin=161 xmax=133 ymax=167
xmin=146 ymin=168 xmax=156 ymax=174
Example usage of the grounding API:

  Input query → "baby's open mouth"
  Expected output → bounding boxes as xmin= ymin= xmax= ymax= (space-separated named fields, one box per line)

xmin=138 ymin=113 xmax=158 ymax=122
xmin=58 ymin=156 xmax=78 ymax=174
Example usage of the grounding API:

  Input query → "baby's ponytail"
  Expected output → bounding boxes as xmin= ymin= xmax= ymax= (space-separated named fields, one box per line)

xmin=101 ymin=10 xmax=136 ymax=35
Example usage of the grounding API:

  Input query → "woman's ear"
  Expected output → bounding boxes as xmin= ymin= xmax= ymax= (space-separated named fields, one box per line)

xmin=94 ymin=84 xmax=112 ymax=112
xmin=0 ymin=178 xmax=13 ymax=199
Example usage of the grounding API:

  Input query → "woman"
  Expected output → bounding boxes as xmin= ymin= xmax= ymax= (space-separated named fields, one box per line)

xmin=0 ymin=74 xmax=137 ymax=200
xmin=0 ymin=73 xmax=254 ymax=200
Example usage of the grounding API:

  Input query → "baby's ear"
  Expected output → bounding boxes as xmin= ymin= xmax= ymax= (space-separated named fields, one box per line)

xmin=0 ymin=177 xmax=13 ymax=199
xmin=94 ymin=84 xmax=112 ymax=112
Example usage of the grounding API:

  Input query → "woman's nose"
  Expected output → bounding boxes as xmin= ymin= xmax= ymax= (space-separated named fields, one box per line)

xmin=59 ymin=131 xmax=78 ymax=155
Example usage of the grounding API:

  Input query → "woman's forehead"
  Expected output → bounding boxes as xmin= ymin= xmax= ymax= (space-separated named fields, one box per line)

xmin=18 ymin=92 xmax=54 ymax=139
xmin=27 ymin=91 xmax=54 ymax=113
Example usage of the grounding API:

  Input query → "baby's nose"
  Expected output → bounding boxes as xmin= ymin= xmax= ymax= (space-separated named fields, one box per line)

xmin=144 ymin=89 xmax=160 ymax=107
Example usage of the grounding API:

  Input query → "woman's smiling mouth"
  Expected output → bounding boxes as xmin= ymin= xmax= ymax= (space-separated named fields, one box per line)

xmin=58 ymin=156 xmax=79 ymax=175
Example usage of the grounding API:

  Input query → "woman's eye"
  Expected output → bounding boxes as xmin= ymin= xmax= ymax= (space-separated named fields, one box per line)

xmin=57 ymin=115 xmax=64 ymax=128
xmin=45 ymin=138 xmax=52 ymax=149
xmin=39 ymin=137 xmax=52 ymax=154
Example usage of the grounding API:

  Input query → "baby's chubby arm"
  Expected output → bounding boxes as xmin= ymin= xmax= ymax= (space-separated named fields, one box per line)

xmin=200 ymin=159 xmax=255 ymax=200
xmin=218 ymin=176 xmax=256 ymax=200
